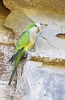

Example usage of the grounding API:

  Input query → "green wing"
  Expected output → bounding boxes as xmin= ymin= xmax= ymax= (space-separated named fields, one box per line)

xmin=14 ymin=22 xmax=35 ymax=54
xmin=14 ymin=31 xmax=29 ymax=54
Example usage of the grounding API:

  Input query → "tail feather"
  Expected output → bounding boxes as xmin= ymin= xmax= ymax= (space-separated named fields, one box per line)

xmin=8 ymin=49 xmax=26 ymax=85
xmin=9 ymin=48 xmax=24 ymax=64
xmin=8 ymin=63 xmax=18 ymax=85
xmin=9 ymin=55 xmax=15 ymax=64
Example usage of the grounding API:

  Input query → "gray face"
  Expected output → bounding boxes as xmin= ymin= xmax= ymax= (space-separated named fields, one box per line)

xmin=29 ymin=23 xmax=42 ymax=42
xmin=35 ymin=23 xmax=42 ymax=32
xmin=29 ymin=23 xmax=42 ymax=34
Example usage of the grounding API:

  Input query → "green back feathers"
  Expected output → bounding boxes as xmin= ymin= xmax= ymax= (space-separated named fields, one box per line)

xmin=26 ymin=22 xmax=35 ymax=31
xmin=14 ymin=22 xmax=35 ymax=54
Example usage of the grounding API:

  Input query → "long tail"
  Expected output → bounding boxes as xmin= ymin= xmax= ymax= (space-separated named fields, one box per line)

xmin=8 ymin=63 xmax=18 ymax=85
xmin=8 ymin=49 xmax=26 ymax=85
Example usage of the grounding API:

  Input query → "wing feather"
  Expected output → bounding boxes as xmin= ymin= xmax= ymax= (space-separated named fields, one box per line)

xmin=14 ymin=31 xmax=30 ymax=54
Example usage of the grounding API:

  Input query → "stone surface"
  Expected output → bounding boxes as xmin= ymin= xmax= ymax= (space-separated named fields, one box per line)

xmin=0 ymin=0 xmax=65 ymax=100
xmin=4 ymin=9 xmax=32 ymax=34
xmin=0 ymin=18 xmax=14 ymax=45
xmin=21 ymin=8 xmax=65 ymax=27
xmin=0 ymin=0 xmax=10 ymax=18
xmin=35 ymin=23 xmax=65 ymax=58
xmin=0 ymin=2 xmax=16 ymax=99
xmin=3 ymin=0 xmax=65 ymax=14
xmin=14 ymin=61 xmax=65 ymax=100
xmin=4 ymin=9 xmax=33 ymax=45
xmin=0 ymin=45 xmax=15 ymax=100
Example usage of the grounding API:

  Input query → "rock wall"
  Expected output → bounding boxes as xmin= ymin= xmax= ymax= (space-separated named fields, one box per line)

xmin=3 ymin=0 xmax=65 ymax=14
xmin=0 ymin=0 xmax=65 ymax=100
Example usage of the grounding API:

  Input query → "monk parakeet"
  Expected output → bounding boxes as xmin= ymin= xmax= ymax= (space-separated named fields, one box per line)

xmin=8 ymin=22 xmax=42 ymax=85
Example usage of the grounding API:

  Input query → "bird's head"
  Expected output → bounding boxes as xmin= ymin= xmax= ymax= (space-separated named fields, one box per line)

xmin=34 ymin=23 xmax=42 ymax=33
xmin=27 ymin=22 xmax=42 ymax=34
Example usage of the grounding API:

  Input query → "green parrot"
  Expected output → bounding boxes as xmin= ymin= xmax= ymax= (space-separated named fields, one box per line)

xmin=8 ymin=22 xmax=42 ymax=85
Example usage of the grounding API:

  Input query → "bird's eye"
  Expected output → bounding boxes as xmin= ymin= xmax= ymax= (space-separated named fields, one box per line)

xmin=35 ymin=25 xmax=37 ymax=27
